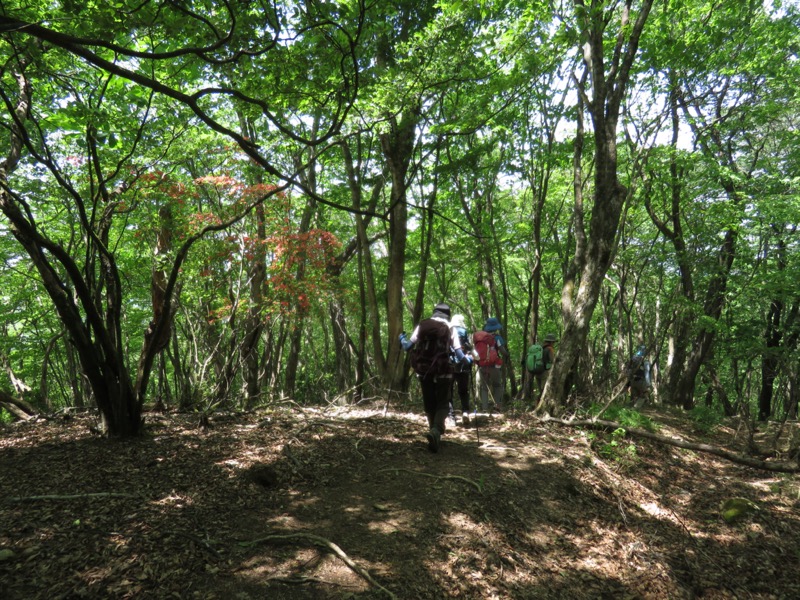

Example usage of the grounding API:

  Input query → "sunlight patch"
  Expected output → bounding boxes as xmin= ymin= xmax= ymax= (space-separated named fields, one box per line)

xmin=152 ymin=492 xmax=193 ymax=508
xmin=638 ymin=501 xmax=669 ymax=518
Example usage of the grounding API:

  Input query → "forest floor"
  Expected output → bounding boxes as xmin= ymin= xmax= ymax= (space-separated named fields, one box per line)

xmin=1 ymin=401 xmax=799 ymax=600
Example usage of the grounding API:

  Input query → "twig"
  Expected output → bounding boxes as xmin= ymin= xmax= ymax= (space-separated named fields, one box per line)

xmin=295 ymin=420 xmax=344 ymax=436
xmin=238 ymin=532 xmax=395 ymax=599
xmin=282 ymin=444 xmax=304 ymax=473
xmin=354 ymin=436 xmax=365 ymax=460
xmin=378 ymin=467 xmax=483 ymax=493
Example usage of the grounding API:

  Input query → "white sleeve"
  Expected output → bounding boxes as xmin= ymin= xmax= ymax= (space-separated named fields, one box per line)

xmin=450 ymin=328 xmax=462 ymax=351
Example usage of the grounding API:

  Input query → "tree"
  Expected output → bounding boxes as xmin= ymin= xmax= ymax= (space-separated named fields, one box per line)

xmin=538 ymin=0 xmax=654 ymax=413
xmin=0 ymin=2 xmax=362 ymax=434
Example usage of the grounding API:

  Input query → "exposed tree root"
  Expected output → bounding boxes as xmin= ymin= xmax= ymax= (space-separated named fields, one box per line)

xmin=379 ymin=467 xmax=484 ymax=492
xmin=238 ymin=532 xmax=396 ymax=599
xmin=6 ymin=492 xmax=138 ymax=502
xmin=542 ymin=416 xmax=800 ymax=473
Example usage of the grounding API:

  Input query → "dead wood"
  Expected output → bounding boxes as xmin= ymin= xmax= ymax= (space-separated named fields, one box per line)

xmin=378 ymin=467 xmax=483 ymax=492
xmin=0 ymin=389 xmax=37 ymax=419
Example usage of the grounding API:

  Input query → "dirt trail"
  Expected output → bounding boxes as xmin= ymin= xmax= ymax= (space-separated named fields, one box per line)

xmin=1 ymin=405 xmax=798 ymax=599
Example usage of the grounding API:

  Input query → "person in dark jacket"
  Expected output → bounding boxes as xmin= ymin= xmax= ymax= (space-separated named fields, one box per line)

xmin=625 ymin=345 xmax=651 ymax=409
xmin=400 ymin=303 xmax=472 ymax=452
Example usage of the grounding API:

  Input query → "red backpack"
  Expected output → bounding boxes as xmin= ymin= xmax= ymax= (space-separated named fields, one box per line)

xmin=473 ymin=330 xmax=501 ymax=367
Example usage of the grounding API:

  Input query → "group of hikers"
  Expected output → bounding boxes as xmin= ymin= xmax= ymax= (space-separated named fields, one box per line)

xmin=399 ymin=302 xmax=653 ymax=453
xmin=398 ymin=303 xmax=557 ymax=452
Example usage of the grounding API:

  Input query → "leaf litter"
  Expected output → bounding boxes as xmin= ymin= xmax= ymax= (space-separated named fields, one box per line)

xmin=1 ymin=404 xmax=798 ymax=599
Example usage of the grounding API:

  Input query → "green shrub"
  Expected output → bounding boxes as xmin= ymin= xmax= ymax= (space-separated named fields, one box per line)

xmin=690 ymin=404 xmax=723 ymax=433
xmin=587 ymin=403 xmax=659 ymax=432
xmin=594 ymin=427 xmax=639 ymax=469
xmin=0 ymin=408 xmax=14 ymax=424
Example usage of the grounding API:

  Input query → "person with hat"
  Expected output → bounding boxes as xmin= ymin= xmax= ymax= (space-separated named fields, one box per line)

xmin=399 ymin=303 xmax=472 ymax=452
xmin=473 ymin=317 xmax=509 ymax=413
xmin=534 ymin=333 xmax=558 ymax=398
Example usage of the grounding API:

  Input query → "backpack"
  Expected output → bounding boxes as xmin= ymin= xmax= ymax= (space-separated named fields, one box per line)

xmin=451 ymin=326 xmax=472 ymax=365
xmin=410 ymin=319 xmax=453 ymax=378
xmin=625 ymin=355 xmax=644 ymax=379
xmin=525 ymin=343 xmax=545 ymax=374
xmin=457 ymin=327 xmax=472 ymax=353
xmin=473 ymin=330 xmax=500 ymax=367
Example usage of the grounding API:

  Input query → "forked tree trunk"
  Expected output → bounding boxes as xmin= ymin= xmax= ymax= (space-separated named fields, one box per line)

xmin=538 ymin=0 xmax=654 ymax=413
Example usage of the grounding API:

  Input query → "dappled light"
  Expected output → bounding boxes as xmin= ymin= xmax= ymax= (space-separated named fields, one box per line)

xmin=2 ymin=405 xmax=799 ymax=598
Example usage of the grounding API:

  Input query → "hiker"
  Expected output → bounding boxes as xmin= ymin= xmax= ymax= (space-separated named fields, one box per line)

xmin=473 ymin=317 xmax=508 ymax=413
xmin=399 ymin=303 xmax=472 ymax=452
xmin=624 ymin=345 xmax=651 ymax=409
xmin=449 ymin=314 xmax=475 ymax=427
xmin=523 ymin=333 xmax=557 ymax=400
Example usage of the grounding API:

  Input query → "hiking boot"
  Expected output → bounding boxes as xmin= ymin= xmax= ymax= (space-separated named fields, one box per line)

xmin=462 ymin=414 xmax=470 ymax=428
xmin=426 ymin=428 xmax=441 ymax=453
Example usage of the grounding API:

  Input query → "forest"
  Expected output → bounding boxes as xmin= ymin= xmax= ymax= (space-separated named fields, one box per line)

xmin=2 ymin=1 xmax=800 ymax=598
xmin=0 ymin=0 xmax=798 ymax=432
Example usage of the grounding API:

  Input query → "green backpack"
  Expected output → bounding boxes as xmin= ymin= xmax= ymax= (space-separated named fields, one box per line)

xmin=525 ymin=343 xmax=545 ymax=374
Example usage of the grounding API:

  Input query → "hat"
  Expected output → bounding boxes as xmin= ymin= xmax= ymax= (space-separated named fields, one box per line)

xmin=544 ymin=333 xmax=557 ymax=343
xmin=483 ymin=317 xmax=502 ymax=332
xmin=433 ymin=303 xmax=451 ymax=317
xmin=451 ymin=314 xmax=466 ymax=328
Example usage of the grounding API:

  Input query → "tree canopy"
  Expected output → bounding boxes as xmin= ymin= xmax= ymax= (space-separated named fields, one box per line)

xmin=2 ymin=0 xmax=800 ymax=434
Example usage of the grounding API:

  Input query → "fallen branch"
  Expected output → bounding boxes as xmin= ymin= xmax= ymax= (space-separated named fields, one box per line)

xmin=0 ymin=389 xmax=37 ymax=420
xmin=379 ymin=467 xmax=483 ymax=493
xmin=6 ymin=492 xmax=138 ymax=502
xmin=238 ymin=532 xmax=395 ymax=599
xmin=543 ymin=416 xmax=800 ymax=473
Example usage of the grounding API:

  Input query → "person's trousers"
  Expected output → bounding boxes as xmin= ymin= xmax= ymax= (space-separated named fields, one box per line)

xmin=420 ymin=374 xmax=451 ymax=433
xmin=478 ymin=366 xmax=504 ymax=411
xmin=452 ymin=370 xmax=471 ymax=413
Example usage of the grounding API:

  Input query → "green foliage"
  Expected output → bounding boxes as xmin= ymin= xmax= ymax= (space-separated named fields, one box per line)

xmin=689 ymin=404 xmax=723 ymax=434
xmin=0 ymin=408 xmax=14 ymax=424
xmin=590 ymin=428 xmax=640 ymax=470
xmin=588 ymin=404 xmax=659 ymax=433
xmin=719 ymin=497 xmax=760 ymax=524
xmin=1 ymin=0 xmax=800 ymax=421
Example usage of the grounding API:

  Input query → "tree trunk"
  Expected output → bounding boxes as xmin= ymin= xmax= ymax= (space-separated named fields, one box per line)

xmin=538 ymin=0 xmax=654 ymax=413
xmin=0 ymin=389 xmax=36 ymax=419
xmin=759 ymin=301 xmax=782 ymax=421
xmin=382 ymin=108 xmax=419 ymax=396
xmin=242 ymin=201 xmax=267 ymax=409
xmin=1 ymin=61 xmax=142 ymax=436
xmin=339 ymin=139 xmax=383 ymax=403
